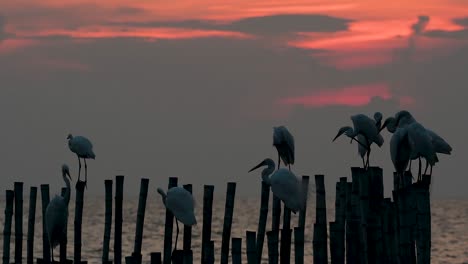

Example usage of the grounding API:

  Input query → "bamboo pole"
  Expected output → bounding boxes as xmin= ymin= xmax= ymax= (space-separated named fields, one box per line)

xmin=74 ymin=181 xmax=86 ymax=264
xmin=183 ymin=184 xmax=193 ymax=264
xmin=271 ymin=196 xmax=281 ymax=231
xmin=115 ymin=175 xmax=125 ymax=264
xmin=130 ymin=178 xmax=149 ymax=263
xmin=256 ymin=181 xmax=270 ymax=264
xmin=14 ymin=182 xmax=24 ymax=264
xmin=329 ymin=222 xmax=339 ymax=264
xmin=221 ymin=182 xmax=236 ymax=264
xmin=163 ymin=177 xmax=178 ymax=264
xmin=346 ymin=178 xmax=359 ymax=263
xmin=246 ymin=231 xmax=257 ymax=264
xmin=2 ymin=190 xmax=14 ymax=264
xmin=312 ymin=174 xmax=327 ymax=264
xmin=201 ymin=185 xmax=214 ymax=264
xmin=280 ymin=207 xmax=292 ymax=264
xmin=26 ymin=187 xmax=37 ymax=264
xmin=355 ymin=168 xmax=369 ymax=264
xmin=335 ymin=177 xmax=347 ymax=263
xmin=40 ymin=184 xmax=51 ymax=263
xmin=266 ymin=230 xmax=279 ymax=264
xmin=103 ymin=180 xmax=113 ymax=264
xmin=293 ymin=227 xmax=304 ymax=264
xmin=231 ymin=237 xmax=242 ymax=264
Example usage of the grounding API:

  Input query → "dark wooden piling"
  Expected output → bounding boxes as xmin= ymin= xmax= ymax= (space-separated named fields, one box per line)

xmin=313 ymin=174 xmax=327 ymax=264
xmin=280 ymin=206 xmax=292 ymax=264
xmin=171 ymin=250 xmax=184 ymax=264
xmin=293 ymin=227 xmax=304 ymax=264
xmin=150 ymin=253 xmax=162 ymax=264
xmin=346 ymin=179 xmax=359 ymax=264
xmin=231 ymin=237 xmax=242 ymax=264
xmin=131 ymin=178 xmax=149 ymax=263
xmin=415 ymin=175 xmax=431 ymax=264
xmin=335 ymin=177 xmax=347 ymax=263
xmin=367 ymin=167 xmax=384 ymax=263
xmin=271 ymin=196 xmax=281 ymax=231
xmin=256 ymin=181 xmax=270 ymax=264
xmin=2 ymin=190 xmax=14 ymax=264
xmin=182 ymin=184 xmax=193 ymax=264
xmin=74 ymin=181 xmax=87 ymax=264
xmin=27 ymin=187 xmax=37 ymax=264
xmin=14 ymin=182 xmax=24 ymax=264
xmin=329 ymin=222 xmax=338 ymax=264
xmin=201 ymin=185 xmax=214 ymax=264
xmin=246 ymin=231 xmax=257 ymax=264
xmin=356 ymin=168 xmax=369 ymax=264
xmin=163 ymin=177 xmax=178 ymax=264
xmin=220 ymin=182 xmax=236 ymax=264
xmin=103 ymin=180 xmax=113 ymax=264
xmin=59 ymin=187 xmax=71 ymax=263
xmin=382 ymin=198 xmax=398 ymax=264
xmin=115 ymin=175 xmax=125 ymax=264
xmin=204 ymin=241 xmax=215 ymax=264
xmin=40 ymin=184 xmax=51 ymax=263
xmin=266 ymin=231 xmax=279 ymax=264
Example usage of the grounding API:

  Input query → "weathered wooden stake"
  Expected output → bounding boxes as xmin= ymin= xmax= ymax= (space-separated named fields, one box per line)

xmin=368 ymin=167 xmax=384 ymax=263
xmin=27 ymin=187 xmax=37 ymax=264
xmin=295 ymin=175 xmax=309 ymax=264
xmin=346 ymin=179 xmax=359 ymax=264
xmin=415 ymin=175 xmax=431 ymax=264
xmin=356 ymin=168 xmax=369 ymax=264
xmin=74 ymin=181 xmax=86 ymax=264
xmin=182 ymin=184 xmax=193 ymax=264
xmin=150 ymin=252 xmax=162 ymax=264
xmin=267 ymin=230 xmax=279 ymax=264
xmin=293 ymin=227 xmax=304 ymax=264
xmin=246 ymin=231 xmax=257 ymax=264
xmin=14 ymin=182 xmax=24 ymax=264
xmin=231 ymin=237 xmax=242 ymax=264
xmin=256 ymin=181 xmax=270 ymax=264
xmin=2 ymin=190 xmax=14 ymax=264
xmin=103 ymin=180 xmax=113 ymax=264
xmin=163 ymin=177 xmax=178 ymax=264
xmin=59 ymin=187 xmax=70 ymax=263
xmin=335 ymin=177 xmax=347 ymax=263
xmin=40 ymin=184 xmax=51 ymax=263
xmin=313 ymin=174 xmax=327 ymax=264
xmin=204 ymin=241 xmax=215 ymax=264
xmin=201 ymin=185 xmax=214 ymax=264
xmin=221 ymin=182 xmax=236 ymax=264
xmin=131 ymin=178 xmax=149 ymax=263
xmin=329 ymin=222 xmax=338 ymax=264
xmin=115 ymin=175 xmax=125 ymax=264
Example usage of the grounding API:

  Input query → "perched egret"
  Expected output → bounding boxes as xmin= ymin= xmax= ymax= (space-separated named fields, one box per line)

xmin=273 ymin=126 xmax=295 ymax=171
xmin=45 ymin=164 xmax=72 ymax=262
xmin=248 ymin=158 xmax=302 ymax=213
xmin=157 ymin=187 xmax=197 ymax=251
xmin=67 ymin=134 xmax=95 ymax=186
xmin=333 ymin=113 xmax=384 ymax=168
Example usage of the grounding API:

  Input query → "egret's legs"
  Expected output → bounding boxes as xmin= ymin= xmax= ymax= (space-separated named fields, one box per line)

xmin=174 ymin=219 xmax=180 ymax=250
xmin=277 ymin=154 xmax=281 ymax=170
xmin=84 ymin=159 xmax=88 ymax=188
xmin=418 ymin=157 xmax=422 ymax=181
xmin=77 ymin=156 xmax=82 ymax=182
xmin=423 ymin=160 xmax=429 ymax=180
xmin=362 ymin=157 xmax=366 ymax=168
xmin=288 ymin=164 xmax=291 ymax=171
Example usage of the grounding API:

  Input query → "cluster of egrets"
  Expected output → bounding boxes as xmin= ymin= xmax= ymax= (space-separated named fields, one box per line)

xmin=45 ymin=110 xmax=451 ymax=261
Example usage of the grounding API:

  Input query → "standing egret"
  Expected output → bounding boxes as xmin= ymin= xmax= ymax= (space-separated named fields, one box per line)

xmin=333 ymin=114 xmax=384 ymax=168
xmin=157 ymin=187 xmax=197 ymax=251
xmin=67 ymin=134 xmax=95 ymax=186
xmin=273 ymin=126 xmax=295 ymax=171
xmin=45 ymin=164 xmax=72 ymax=262
xmin=248 ymin=158 xmax=302 ymax=213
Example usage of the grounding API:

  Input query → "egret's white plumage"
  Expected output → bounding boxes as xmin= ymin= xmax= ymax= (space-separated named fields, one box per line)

xmin=45 ymin=164 xmax=72 ymax=262
xmin=273 ymin=126 xmax=295 ymax=170
xmin=248 ymin=158 xmax=302 ymax=213
xmin=67 ymin=134 xmax=95 ymax=185
xmin=157 ymin=186 xmax=196 ymax=250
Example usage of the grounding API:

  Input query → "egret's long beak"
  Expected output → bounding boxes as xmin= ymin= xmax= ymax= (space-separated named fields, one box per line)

xmin=67 ymin=171 xmax=72 ymax=180
xmin=379 ymin=118 xmax=391 ymax=132
xmin=332 ymin=127 xmax=347 ymax=142
xmin=248 ymin=160 xmax=266 ymax=173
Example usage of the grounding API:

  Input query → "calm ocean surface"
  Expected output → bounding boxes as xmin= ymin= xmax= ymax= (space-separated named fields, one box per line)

xmin=1 ymin=195 xmax=467 ymax=263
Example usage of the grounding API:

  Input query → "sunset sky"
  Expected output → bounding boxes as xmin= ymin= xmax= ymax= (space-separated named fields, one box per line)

xmin=0 ymin=0 xmax=467 ymax=197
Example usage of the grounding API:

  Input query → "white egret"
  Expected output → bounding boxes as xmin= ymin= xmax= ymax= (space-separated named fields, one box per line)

xmin=67 ymin=134 xmax=95 ymax=186
xmin=45 ymin=164 xmax=72 ymax=262
xmin=248 ymin=158 xmax=302 ymax=213
xmin=273 ymin=126 xmax=295 ymax=171
xmin=333 ymin=113 xmax=384 ymax=168
xmin=157 ymin=187 xmax=197 ymax=251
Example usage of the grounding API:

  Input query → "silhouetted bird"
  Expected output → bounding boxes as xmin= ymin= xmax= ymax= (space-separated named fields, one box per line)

xmin=67 ymin=134 xmax=95 ymax=186
xmin=273 ymin=126 xmax=295 ymax=171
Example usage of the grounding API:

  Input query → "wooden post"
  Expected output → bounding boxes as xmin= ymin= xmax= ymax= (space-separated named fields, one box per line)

xmin=246 ymin=231 xmax=257 ymax=264
xmin=356 ymin=168 xmax=369 ymax=264
xmin=2 ymin=190 xmax=14 ymax=264
xmin=150 ymin=253 xmax=162 ymax=264
xmin=394 ymin=186 xmax=413 ymax=264
xmin=266 ymin=231 xmax=279 ymax=264
xmin=293 ymin=227 xmax=304 ymax=264
xmin=415 ymin=175 xmax=431 ymax=264
xmin=163 ymin=177 xmax=178 ymax=264
xmin=368 ymin=167 xmax=384 ymax=263
xmin=103 ymin=180 xmax=113 ymax=264
xmin=346 ymin=178 xmax=359 ymax=263
xmin=59 ymin=187 xmax=71 ymax=263
xmin=40 ymin=185 xmax=51 ymax=263
xmin=74 ymin=181 xmax=86 ymax=264
xmin=280 ymin=207 xmax=292 ymax=264
xmin=183 ymin=184 xmax=193 ymax=264
xmin=171 ymin=250 xmax=184 ymax=264
xmin=382 ymin=198 xmax=397 ymax=264
xmin=201 ymin=185 xmax=214 ymax=264
xmin=115 ymin=175 xmax=125 ymax=264
xmin=131 ymin=178 xmax=149 ymax=263
xmin=271 ymin=195 xmax=281 ymax=263
xmin=256 ymin=181 xmax=270 ymax=264
xmin=204 ymin=241 xmax=215 ymax=264
xmin=335 ymin=177 xmax=347 ymax=263
xmin=312 ymin=174 xmax=327 ymax=264
xmin=221 ymin=182 xmax=236 ymax=264
xmin=329 ymin=222 xmax=338 ymax=264
xmin=14 ymin=182 xmax=23 ymax=264
xmin=231 ymin=237 xmax=242 ymax=264
xmin=26 ymin=187 xmax=37 ymax=264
